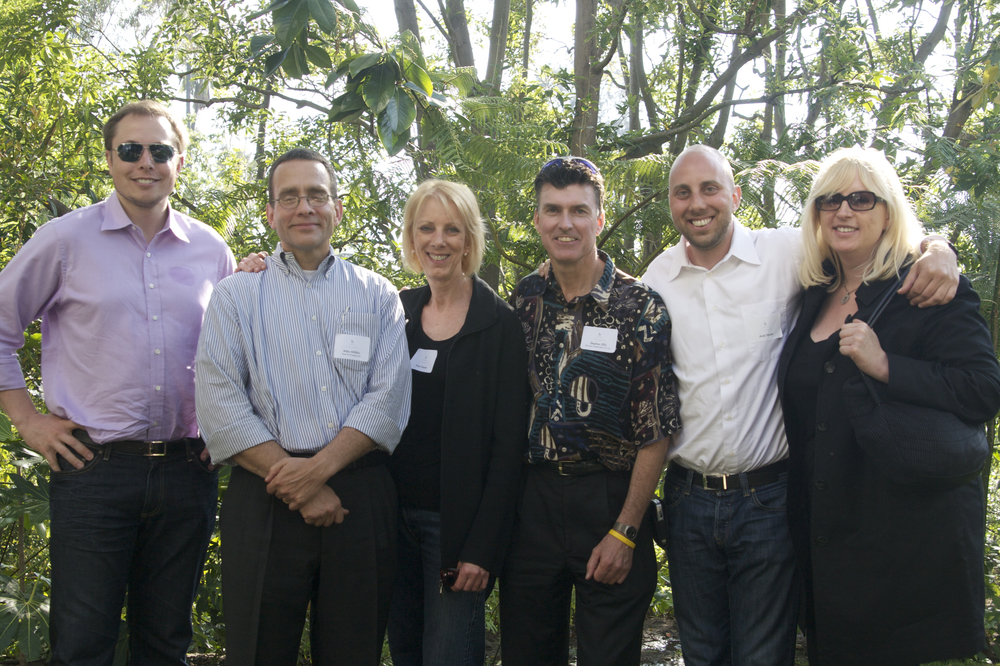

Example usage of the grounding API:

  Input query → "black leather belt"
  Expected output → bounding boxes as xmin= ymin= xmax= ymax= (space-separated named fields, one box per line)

xmin=73 ymin=429 xmax=202 ymax=457
xmin=668 ymin=458 xmax=788 ymax=491
xmin=536 ymin=458 xmax=607 ymax=477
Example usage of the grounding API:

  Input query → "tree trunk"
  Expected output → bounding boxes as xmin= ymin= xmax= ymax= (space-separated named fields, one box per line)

xmin=394 ymin=0 xmax=420 ymax=41
xmin=570 ymin=0 xmax=602 ymax=154
xmin=522 ymin=0 xmax=533 ymax=79
xmin=485 ymin=0 xmax=511 ymax=93
xmin=444 ymin=0 xmax=476 ymax=69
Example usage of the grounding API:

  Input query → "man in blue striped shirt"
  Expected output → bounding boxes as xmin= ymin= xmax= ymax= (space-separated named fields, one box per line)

xmin=195 ymin=149 xmax=411 ymax=666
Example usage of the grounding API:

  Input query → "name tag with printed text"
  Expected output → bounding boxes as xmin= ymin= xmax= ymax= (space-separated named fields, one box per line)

xmin=410 ymin=349 xmax=438 ymax=373
xmin=580 ymin=326 xmax=618 ymax=353
xmin=334 ymin=334 xmax=371 ymax=362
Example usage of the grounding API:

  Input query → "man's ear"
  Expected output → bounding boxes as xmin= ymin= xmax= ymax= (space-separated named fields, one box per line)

xmin=731 ymin=185 xmax=742 ymax=211
xmin=266 ymin=203 xmax=276 ymax=231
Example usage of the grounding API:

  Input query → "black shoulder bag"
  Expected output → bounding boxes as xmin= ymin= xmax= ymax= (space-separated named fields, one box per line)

xmin=841 ymin=266 xmax=989 ymax=490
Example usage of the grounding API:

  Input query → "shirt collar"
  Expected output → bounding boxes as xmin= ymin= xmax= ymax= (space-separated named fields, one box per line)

xmin=662 ymin=221 xmax=760 ymax=281
xmin=545 ymin=250 xmax=616 ymax=307
xmin=273 ymin=243 xmax=337 ymax=277
xmin=101 ymin=191 xmax=190 ymax=243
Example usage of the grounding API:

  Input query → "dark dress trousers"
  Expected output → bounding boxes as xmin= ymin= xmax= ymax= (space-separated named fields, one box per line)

xmin=777 ymin=272 xmax=1000 ymax=665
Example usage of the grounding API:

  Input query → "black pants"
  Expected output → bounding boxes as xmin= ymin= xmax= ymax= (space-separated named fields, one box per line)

xmin=220 ymin=464 xmax=397 ymax=666
xmin=499 ymin=465 xmax=657 ymax=666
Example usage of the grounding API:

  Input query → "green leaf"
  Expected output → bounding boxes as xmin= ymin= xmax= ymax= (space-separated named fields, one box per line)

xmin=273 ymin=0 xmax=310 ymax=48
xmin=250 ymin=35 xmax=273 ymax=56
xmin=397 ymin=30 xmax=427 ymax=70
xmin=382 ymin=89 xmax=416 ymax=134
xmin=334 ymin=0 xmax=361 ymax=14
xmin=282 ymin=43 xmax=310 ymax=78
xmin=307 ymin=0 xmax=338 ymax=34
xmin=403 ymin=59 xmax=432 ymax=96
xmin=305 ymin=45 xmax=332 ymax=69
xmin=328 ymin=90 xmax=366 ymax=122
xmin=377 ymin=123 xmax=410 ymax=155
xmin=263 ymin=48 xmax=288 ymax=78
xmin=362 ymin=63 xmax=397 ymax=114
xmin=0 ymin=579 xmax=49 ymax=661
xmin=348 ymin=52 xmax=381 ymax=78
xmin=247 ymin=0 xmax=291 ymax=21
xmin=0 ymin=413 xmax=12 ymax=442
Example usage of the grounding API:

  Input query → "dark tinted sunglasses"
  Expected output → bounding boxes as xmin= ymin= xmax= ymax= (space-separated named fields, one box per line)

xmin=814 ymin=190 xmax=885 ymax=212
xmin=115 ymin=142 xmax=176 ymax=163
xmin=541 ymin=156 xmax=599 ymax=175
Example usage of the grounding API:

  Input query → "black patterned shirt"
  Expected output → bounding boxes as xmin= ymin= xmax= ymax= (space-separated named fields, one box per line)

xmin=512 ymin=252 xmax=681 ymax=471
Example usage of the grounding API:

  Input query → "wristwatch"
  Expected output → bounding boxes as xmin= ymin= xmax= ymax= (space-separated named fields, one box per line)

xmin=612 ymin=521 xmax=638 ymax=541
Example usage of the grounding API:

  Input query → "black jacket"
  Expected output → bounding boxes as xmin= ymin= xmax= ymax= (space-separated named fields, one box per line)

xmin=777 ymin=273 xmax=1000 ymax=665
xmin=399 ymin=275 xmax=529 ymax=574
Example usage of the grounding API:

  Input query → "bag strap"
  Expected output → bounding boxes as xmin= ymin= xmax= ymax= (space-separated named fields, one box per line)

xmin=851 ymin=263 xmax=912 ymax=404
xmin=861 ymin=263 xmax=911 ymax=329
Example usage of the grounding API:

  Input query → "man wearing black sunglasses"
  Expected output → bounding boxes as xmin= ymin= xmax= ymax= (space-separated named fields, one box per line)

xmin=0 ymin=100 xmax=235 ymax=665
xmin=640 ymin=145 xmax=958 ymax=666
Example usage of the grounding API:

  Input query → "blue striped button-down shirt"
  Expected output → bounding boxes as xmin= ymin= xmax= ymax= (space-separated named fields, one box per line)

xmin=195 ymin=248 xmax=411 ymax=464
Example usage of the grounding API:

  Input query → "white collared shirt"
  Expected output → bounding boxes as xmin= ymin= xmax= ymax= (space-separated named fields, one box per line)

xmin=642 ymin=223 xmax=803 ymax=475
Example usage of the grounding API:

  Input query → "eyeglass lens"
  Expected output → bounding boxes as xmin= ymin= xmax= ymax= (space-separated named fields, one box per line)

xmin=275 ymin=194 xmax=331 ymax=210
xmin=116 ymin=143 xmax=176 ymax=163
xmin=815 ymin=191 xmax=880 ymax=211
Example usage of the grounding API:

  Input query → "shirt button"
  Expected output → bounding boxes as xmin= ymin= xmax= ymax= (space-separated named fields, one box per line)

xmin=723 ymin=378 xmax=730 ymax=384
xmin=816 ymin=536 xmax=829 ymax=546
xmin=149 ymin=283 xmax=155 ymax=289
xmin=154 ymin=349 xmax=161 ymax=355
xmin=152 ymin=315 xmax=158 ymax=321
xmin=712 ymin=306 xmax=718 ymax=311
xmin=146 ymin=252 xmax=151 ymax=257
xmin=815 ymin=480 xmax=827 ymax=490
xmin=316 ymin=351 xmax=322 ymax=356
xmin=817 ymin=422 xmax=828 ymax=431
xmin=153 ymin=421 xmax=159 ymax=426
xmin=823 ymin=361 xmax=836 ymax=373
xmin=718 ymin=342 xmax=724 ymax=348
xmin=724 ymin=414 xmax=733 ymax=421
xmin=327 ymin=422 xmax=335 ymax=428
xmin=312 ymin=315 xmax=317 ymax=320
xmin=321 ymin=386 xmax=327 ymax=392
xmin=155 ymin=386 xmax=161 ymax=391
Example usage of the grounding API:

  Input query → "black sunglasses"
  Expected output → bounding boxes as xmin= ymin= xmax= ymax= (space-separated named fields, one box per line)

xmin=541 ymin=156 xmax=600 ymax=175
xmin=115 ymin=142 xmax=176 ymax=163
xmin=814 ymin=190 xmax=885 ymax=212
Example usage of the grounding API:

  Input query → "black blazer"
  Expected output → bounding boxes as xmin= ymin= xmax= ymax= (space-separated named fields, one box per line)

xmin=777 ymin=273 xmax=1000 ymax=665
xmin=399 ymin=275 xmax=529 ymax=574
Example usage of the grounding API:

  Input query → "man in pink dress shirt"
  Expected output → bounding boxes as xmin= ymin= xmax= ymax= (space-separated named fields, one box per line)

xmin=0 ymin=101 xmax=235 ymax=665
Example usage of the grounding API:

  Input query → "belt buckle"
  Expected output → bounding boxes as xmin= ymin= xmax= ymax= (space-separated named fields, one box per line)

xmin=557 ymin=461 xmax=569 ymax=477
xmin=143 ymin=441 xmax=167 ymax=457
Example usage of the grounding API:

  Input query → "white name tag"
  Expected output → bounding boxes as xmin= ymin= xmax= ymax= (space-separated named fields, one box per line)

xmin=580 ymin=326 xmax=618 ymax=353
xmin=333 ymin=334 xmax=371 ymax=362
xmin=745 ymin=313 xmax=782 ymax=342
xmin=410 ymin=348 xmax=438 ymax=373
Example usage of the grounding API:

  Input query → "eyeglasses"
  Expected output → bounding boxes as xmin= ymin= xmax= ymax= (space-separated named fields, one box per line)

xmin=541 ymin=156 xmax=600 ymax=175
xmin=115 ymin=142 xmax=176 ymax=163
xmin=271 ymin=194 xmax=333 ymax=210
xmin=814 ymin=191 xmax=886 ymax=212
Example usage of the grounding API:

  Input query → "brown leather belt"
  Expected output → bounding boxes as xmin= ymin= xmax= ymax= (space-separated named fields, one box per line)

xmin=73 ymin=429 xmax=202 ymax=457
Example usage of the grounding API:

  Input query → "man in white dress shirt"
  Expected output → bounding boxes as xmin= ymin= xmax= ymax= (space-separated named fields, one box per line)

xmin=641 ymin=144 xmax=957 ymax=665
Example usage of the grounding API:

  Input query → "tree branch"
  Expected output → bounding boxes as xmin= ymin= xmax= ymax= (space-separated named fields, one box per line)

xmin=597 ymin=188 xmax=664 ymax=249
xmin=593 ymin=0 xmax=631 ymax=73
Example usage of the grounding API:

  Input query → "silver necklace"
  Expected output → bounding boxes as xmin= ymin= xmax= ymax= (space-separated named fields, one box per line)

xmin=841 ymin=283 xmax=856 ymax=304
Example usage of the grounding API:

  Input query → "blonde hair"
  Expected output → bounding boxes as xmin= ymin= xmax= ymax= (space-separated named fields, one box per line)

xmin=799 ymin=147 xmax=923 ymax=291
xmin=401 ymin=179 xmax=486 ymax=276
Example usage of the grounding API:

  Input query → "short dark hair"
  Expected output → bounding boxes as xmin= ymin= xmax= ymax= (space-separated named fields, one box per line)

xmin=533 ymin=156 xmax=605 ymax=209
xmin=103 ymin=100 xmax=189 ymax=153
xmin=267 ymin=149 xmax=339 ymax=201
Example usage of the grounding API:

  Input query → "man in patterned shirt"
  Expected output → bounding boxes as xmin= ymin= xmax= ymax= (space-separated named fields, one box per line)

xmin=500 ymin=157 xmax=681 ymax=666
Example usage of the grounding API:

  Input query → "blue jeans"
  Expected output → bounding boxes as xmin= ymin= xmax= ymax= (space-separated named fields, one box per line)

xmin=48 ymin=445 xmax=217 ymax=666
xmin=665 ymin=470 xmax=798 ymax=666
xmin=387 ymin=508 xmax=487 ymax=666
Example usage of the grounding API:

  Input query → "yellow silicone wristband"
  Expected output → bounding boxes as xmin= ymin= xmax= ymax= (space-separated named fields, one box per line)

xmin=608 ymin=529 xmax=635 ymax=549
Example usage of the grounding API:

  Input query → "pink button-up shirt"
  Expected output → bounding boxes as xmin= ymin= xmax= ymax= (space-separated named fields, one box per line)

xmin=0 ymin=192 xmax=235 ymax=443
